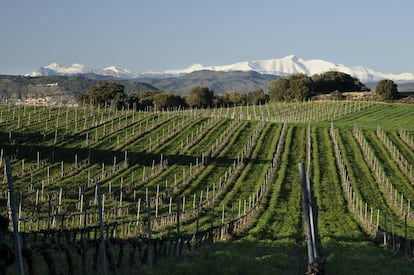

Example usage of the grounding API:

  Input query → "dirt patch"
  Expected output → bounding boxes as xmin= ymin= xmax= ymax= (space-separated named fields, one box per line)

xmin=312 ymin=91 xmax=378 ymax=101
xmin=398 ymin=95 xmax=414 ymax=104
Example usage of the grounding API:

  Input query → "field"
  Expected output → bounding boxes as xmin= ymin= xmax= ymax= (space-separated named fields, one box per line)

xmin=1 ymin=101 xmax=414 ymax=274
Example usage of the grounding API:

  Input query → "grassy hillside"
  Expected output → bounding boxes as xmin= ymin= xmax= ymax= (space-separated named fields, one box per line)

xmin=1 ymin=102 xmax=414 ymax=274
xmin=137 ymin=70 xmax=277 ymax=94
xmin=333 ymin=103 xmax=414 ymax=130
xmin=0 ymin=75 xmax=158 ymax=102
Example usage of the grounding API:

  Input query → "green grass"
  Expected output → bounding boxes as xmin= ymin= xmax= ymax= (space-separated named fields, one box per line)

xmin=364 ymin=129 xmax=414 ymax=201
xmin=310 ymin=126 xmax=405 ymax=273
xmin=143 ymin=239 xmax=305 ymax=275
xmin=323 ymin=240 xmax=414 ymax=275
xmin=148 ymin=239 xmax=413 ymax=275
xmin=334 ymin=103 xmax=414 ymax=130
xmin=3 ymin=102 xmax=414 ymax=274
xmin=220 ymin=123 xmax=281 ymax=205
xmin=336 ymin=128 xmax=414 ymax=236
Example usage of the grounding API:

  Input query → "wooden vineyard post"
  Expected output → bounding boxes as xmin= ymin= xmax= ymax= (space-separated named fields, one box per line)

xmin=299 ymin=162 xmax=313 ymax=263
xmin=6 ymin=159 xmax=25 ymax=275
xmin=155 ymin=185 xmax=159 ymax=218
xmin=383 ymin=213 xmax=387 ymax=247
xmin=97 ymin=183 xmax=108 ymax=275
xmin=307 ymin=176 xmax=319 ymax=259
xmin=193 ymin=193 xmax=196 ymax=209
xmin=405 ymin=214 xmax=409 ymax=257
xmin=79 ymin=194 xmax=83 ymax=227
xmin=94 ymin=186 xmax=98 ymax=205
xmin=210 ymin=203 xmax=214 ymax=241
xmin=196 ymin=204 xmax=200 ymax=248
xmin=47 ymin=197 xmax=52 ymax=230
xmin=176 ymin=200 xmax=181 ymax=257
xmin=83 ymin=198 xmax=88 ymax=230
xmin=370 ymin=207 xmax=373 ymax=230
xmin=136 ymin=198 xmax=141 ymax=228
xmin=146 ymin=195 xmax=153 ymax=267
xmin=299 ymin=162 xmax=322 ymax=273
xmin=391 ymin=214 xmax=395 ymax=251
xmin=221 ymin=204 xmax=225 ymax=240
xmin=376 ymin=209 xmax=380 ymax=233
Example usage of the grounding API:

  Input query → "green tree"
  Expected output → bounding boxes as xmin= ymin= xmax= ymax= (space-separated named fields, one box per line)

xmin=246 ymin=89 xmax=267 ymax=104
xmin=126 ymin=92 xmax=142 ymax=110
xmin=79 ymin=81 xmax=127 ymax=109
xmin=227 ymin=91 xmax=247 ymax=105
xmin=153 ymin=92 xmax=186 ymax=110
xmin=138 ymin=91 xmax=159 ymax=109
xmin=287 ymin=74 xmax=313 ymax=101
xmin=375 ymin=79 xmax=399 ymax=101
xmin=269 ymin=78 xmax=289 ymax=101
xmin=127 ymin=91 xmax=186 ymax=111
xmin=312 ymin=71 xmax=369 ymax=94
xmin=186 ymin=86 xmax=214 ymax=108
xmin=269 ymin=74 xmax=313 ymax=102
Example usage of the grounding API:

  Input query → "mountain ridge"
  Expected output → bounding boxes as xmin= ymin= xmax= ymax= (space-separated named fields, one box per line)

xmin=144 ymin=70 xmax=277 ymax=94
xmin=28 ymin=55 xmax=414 ymax=83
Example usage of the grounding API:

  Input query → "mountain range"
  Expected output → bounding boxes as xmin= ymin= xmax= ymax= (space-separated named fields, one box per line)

xmin=143 ymin=70 xmax=276 ymax=94
xmin=28 ymin=55 xmax=414 ymax=83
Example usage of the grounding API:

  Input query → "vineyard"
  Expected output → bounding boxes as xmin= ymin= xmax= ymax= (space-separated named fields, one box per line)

xmin=1 ymin=101 xmax=414 ymax=274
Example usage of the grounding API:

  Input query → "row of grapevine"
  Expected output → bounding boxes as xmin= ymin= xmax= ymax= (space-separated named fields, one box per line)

xmin=330 ymin=125 xmax=382 ymax=235
xmin=191 ymin=100 xmax=376 ymax=122
xmin=399 ymin=127 xmax=414 ymax=149
xmin=377 ymin=126 xmax=414 ymax=184
xmin=353 ymin=126 xmax=413 ymax=219
xmin=1 ymin=121 xmax=263 ymax=235
xmin=331 ymin=124 xmax=414 ymax=254
xmin=2 ymin=101 xmax=414 ymax=274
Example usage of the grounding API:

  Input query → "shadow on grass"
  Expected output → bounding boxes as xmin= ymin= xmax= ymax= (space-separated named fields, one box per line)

xmin=322 ymin=237 xmax=414 ymax=275
xmin=1 ymin=131 xmax=269 ymax=167
xmin=142 ymin=238 xmax=306 ymax=275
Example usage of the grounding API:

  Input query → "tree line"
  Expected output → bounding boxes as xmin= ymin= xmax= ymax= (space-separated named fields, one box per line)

xmin=268 ymin=71 xmax=370 ymax=101
xmin=268 ymin=71 xmax=400 ymax=102
xmin=76 ymin=71 xmax=400 ymax=110
xmin=76 ymin=83 xmax=267 ymax=110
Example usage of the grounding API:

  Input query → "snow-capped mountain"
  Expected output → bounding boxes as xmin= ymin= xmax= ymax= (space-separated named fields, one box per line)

xmin=29 ymin=63 xmax=138 ymax=79
xmin=28 ymin=55 xmax=414 ymax=82
xmin=164 ymin=55 xmax=414 ymax=82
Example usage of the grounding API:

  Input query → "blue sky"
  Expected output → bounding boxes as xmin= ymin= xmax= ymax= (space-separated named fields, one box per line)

xmin=1 ymin=0 xmax=413 ymax=75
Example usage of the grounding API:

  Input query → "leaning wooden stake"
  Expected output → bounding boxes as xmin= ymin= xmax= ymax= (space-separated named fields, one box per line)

xmin=176 ymin=200 xmax=181 ymax=257
xmin=306 ymin=178 xmax=318 ymax=258
xmin=147 ymin=195 xmax=153 ymax=267
xmin=405 ymin=214 xmax=408 ymax=257
xmin=6 ymin=159 xmax=25 ymax=275
xmin=97 ymin=183 xmax=107 ymax=275
xmin=299 ymin=162 xmax=316 ymax=269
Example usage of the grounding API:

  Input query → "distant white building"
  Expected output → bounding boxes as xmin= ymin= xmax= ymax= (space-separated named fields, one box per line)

xmin=46 ymin=82 xmax=59 ymax=87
